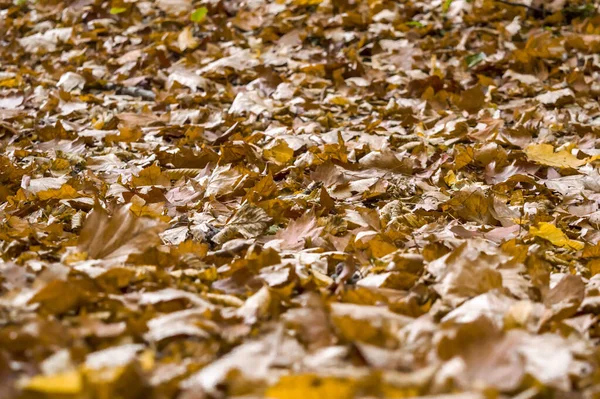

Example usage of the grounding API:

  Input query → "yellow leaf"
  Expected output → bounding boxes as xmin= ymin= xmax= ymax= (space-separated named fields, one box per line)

xmin=51 ymin=158 xmax=71 ymax=171
xmin=129 ymin=195 xmax=171 ymax=222
xmin=368 ymin=236 xmax=397 ymax=258
xmin=294 ymin=0 xmax=323 ymax=4
xmin=454 ymin=145 xmax=474 ymax=170
xmin=175 ymin=240 xmax=208 ymax=257
xmin=139 ymin=350 xmax=155 ymax=371
xmin=444 ymin=169 xmax=457 ymax=186
xmin=311 ymin=269 xmax=334 ymax=287
xmin=132 ymin=164 xmax=170 ymax=187
xmin=583 ymin=243 xmax=600 ymax=258
xmin=264 ymin=140 xmax=293 ymax=164
xmin=530 ymin=222 xmax=584 ymax=250
xmin=266 ymin=374 xmax=356 ymax=399
xmin=7 ymin=188 xmax=32 ymax=204
xmin=178 ymin=26 xmax=199 ymax=51
xmin=244 ymin=173 xmax=277 ymax=202
xmin=37 ymin=184 xmax=79 ymax=200
xmin=525 ymin=143 xmax=586 ymax=168
xmin=198 ymin=266 xmax=218 ymax=282
xmin=588 ymin=259 xmax=600 ymax=276
xmin=105 ymin=125 xmax=143 ymax=144
xmin=22 ymin=370 xmax=82 ymax=394
xmin=327 ymin=95 xmax=350 ymax=106
xmin=0 ymin=78 xmax=20 ymax=88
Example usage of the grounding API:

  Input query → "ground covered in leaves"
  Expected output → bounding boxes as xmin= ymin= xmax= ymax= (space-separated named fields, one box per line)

xmin=3 ymin=0 xmax=600 ymax=397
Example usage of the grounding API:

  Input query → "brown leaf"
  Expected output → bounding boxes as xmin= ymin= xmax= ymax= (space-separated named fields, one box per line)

xmin=77 ymin=203 xmax=166 ymax=261
xmin=212 ymin=203 xmax=271 ymax=244
xmin=273 ymin=211 xmax=324 ymax=250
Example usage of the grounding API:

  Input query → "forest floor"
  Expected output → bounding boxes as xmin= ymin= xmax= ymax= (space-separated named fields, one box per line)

xmin=2 ymin=0 xmax=600 ymax=398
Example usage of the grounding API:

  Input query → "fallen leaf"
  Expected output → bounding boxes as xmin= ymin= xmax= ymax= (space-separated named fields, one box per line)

xmin=57 ymin=72 xmax=85 ymax=92
xmin=273 ymin=211 xmax=323 ymax=250
xmin=212 ymin=203 xmax=271 ymax=244
xmin=525 ymin=144 xmax=586 ymax=169
xmin=77 ymin=203 xmax=167 ymax=261
xmin=21 ymin=370 xmax=82 ymax=394
xmin=529 ymin=222 xmax=584 ymax=250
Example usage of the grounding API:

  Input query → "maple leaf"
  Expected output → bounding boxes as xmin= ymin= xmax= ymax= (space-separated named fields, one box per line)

xmin=273 ymin=211 xmax=324 ymax=250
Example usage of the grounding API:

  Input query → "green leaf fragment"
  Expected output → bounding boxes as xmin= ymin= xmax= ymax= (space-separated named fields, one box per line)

xmin=110 ymin=7 xmax=127 ymax=14
xmin=266 ymin=224 xmax=281 ymax=235
xmin=465 ymin=52 xmax=486 ymax=68
xmin=406 ymin=21 xmax=424 ymax=27
xmin=442 ymin=0 xmax=453 ymax=12
xmin=191 ymin=7 xmax=208 ymax=22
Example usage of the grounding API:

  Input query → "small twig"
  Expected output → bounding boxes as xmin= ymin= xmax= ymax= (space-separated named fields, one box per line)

xmin=494 ymin=0 xmax=545 ymax=14
xmin=117 ymin=86 xmax=156 ymax=101
xmin=207 ymin=241 xmax=251 ymax=257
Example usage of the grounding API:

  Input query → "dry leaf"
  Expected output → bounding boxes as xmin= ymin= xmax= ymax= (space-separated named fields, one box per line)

xmin=77 ymin=203 xmax=167 ymax=261
xmin=4 ymin=1 xmax=600 ymax=397
xmin=525 ymin=144 xmax=587 ymax=169
xmin=273 ymin=211 xmax=323 ymax=250
xmin=212 ymin=203 xmax=271 ymax=244
xmin=529 ymin=222 xmax=584 ymax=250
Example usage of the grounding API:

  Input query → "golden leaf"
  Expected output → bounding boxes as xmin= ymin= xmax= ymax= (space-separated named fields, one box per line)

xmin=21 ymin=370 xmax=82 ymax=394
xmin=264 ymin=140 xmax=294 ymax=164
xmin=267 ymin=374 xmax=356 ymax=399
xmin=525 ymin=144 xmax=587 ymax=169
xmin=131 ymin=164 xmax=170 ymax=187
xmin=37 ymin=183 xmax=79 ymax=200
xmin=529 ymin=222 xmax=584 ymax=250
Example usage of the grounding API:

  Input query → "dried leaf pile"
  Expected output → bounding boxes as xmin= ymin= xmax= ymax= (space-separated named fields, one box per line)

xmin=2 ymin=0 xmax=600 ymax=397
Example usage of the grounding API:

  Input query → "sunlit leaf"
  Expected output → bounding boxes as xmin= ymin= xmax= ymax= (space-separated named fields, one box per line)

xmin=530 ymin=222 xmax=584 ymax=250
xmin=525 ymin=144 xmax=587 ymax=169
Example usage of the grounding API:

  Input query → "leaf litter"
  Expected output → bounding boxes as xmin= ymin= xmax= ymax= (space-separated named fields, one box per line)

xmin=1 ymin=0 xmax=600 ymax=398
